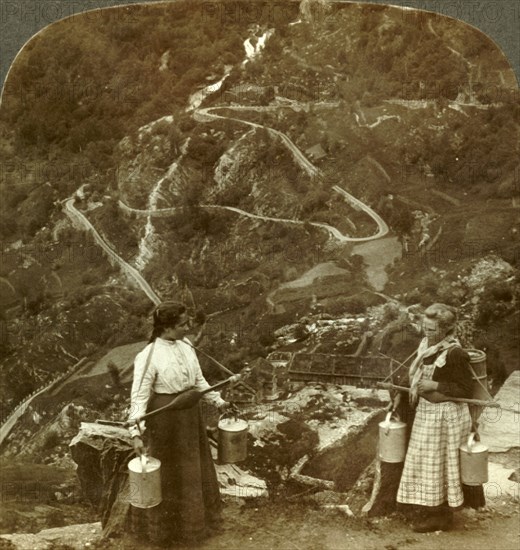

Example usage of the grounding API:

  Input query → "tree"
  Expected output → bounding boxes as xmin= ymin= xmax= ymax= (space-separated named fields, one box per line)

xmin=182 ymin=180 xmax=204 ymax=208
xmin=175 ymin=260 xmax=193 ymax=285
xmin=0 ymin=309 xmax=9 ymax=356
xmin=300 ymin=0 xmax=331 ymax=24
xmin=107 ymin=361 xmax=122 ymax=389
xmin=390 ymin=206 xmax=414 ymax=237
xmin=302 ymin=190 xmax=329 ymax=214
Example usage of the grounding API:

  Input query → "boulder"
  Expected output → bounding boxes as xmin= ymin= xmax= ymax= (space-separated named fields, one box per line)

xmin=508 ymin=468 xmax=520 ymax=483
xmin=69 ymin=422 xmax=134 ymax=538
xmin=480 ymin=371 xmax=520 ymax=452
xmin=69 ymin=422 xmax=268 ymax=539
xmin=485 ymin=462 xmax=519 ymax=505
xmin=210 ymin=440 xmax=268 ymax=498
xmin=361 ymin=396 xmax=416 ymax=516
xmin=361 ymin=459 xmax=404 ymax=516
xmin=0 ymin=522 xmax=101 ymax=549
xmin=301 ymin=411 xmax=385 ymax=492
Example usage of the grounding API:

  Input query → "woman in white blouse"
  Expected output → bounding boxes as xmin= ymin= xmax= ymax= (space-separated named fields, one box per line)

xmin=128 ymin=301 xmax=229 ymax=546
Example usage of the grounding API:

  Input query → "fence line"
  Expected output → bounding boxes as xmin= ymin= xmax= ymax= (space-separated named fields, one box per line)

xmin=0 ymin=357 xmax=86 ymax=446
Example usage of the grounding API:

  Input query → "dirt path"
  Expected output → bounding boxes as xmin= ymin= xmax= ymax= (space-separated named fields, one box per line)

xmin=206 ymin=504 xmax=519 ymax=550
xmin=0 ymin=276 xmax=16 ymax=295
xmin=195 ymin=106 xmax=319 ymax=178
xmin=354 ymin=112 xmax=401 ymax=129
xmin=43 ymin=500 xmax=518 ymax=550
xmin=332 ymin=185 xmax=388 ymax=240
xmin=63 ymin=199 xmax=161 ymax=305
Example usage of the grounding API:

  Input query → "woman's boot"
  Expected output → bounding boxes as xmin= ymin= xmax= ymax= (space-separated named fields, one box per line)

xmin=412 ymin=504 xmax=452 ymax=532
xmin=438 ymin=503 xmax=453 ymax=531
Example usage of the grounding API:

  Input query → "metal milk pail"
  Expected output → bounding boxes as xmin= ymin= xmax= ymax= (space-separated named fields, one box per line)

xmin=378 ymin=411 xmax=406 ymax=463
xmin=460 ymin=432 xmax=488 ymax=486
xmin=465 ymin=349 xmax=489 ymax=424
xmin=128 ymin=454 xmax=162 ymax=508
xmin=218 ymin=413 xmax=248 ymax=463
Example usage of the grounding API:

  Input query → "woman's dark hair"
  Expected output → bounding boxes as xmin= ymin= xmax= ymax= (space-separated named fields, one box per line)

xmin=149 ymin=301 xmax=186 ymax=342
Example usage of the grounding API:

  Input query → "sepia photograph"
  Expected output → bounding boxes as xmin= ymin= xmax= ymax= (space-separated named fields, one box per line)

xmin=0 ymin=0 xmax=518 ymax=548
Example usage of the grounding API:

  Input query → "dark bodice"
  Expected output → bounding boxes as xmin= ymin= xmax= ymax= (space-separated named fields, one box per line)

xmin=424 ymin=346 xmax=473 ymax=399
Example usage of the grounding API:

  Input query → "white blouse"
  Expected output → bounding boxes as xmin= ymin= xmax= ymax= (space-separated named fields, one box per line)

xmin=128 ymin=337 xmax=225 ymax=436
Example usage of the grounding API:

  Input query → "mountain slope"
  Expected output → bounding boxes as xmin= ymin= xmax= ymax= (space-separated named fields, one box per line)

xmin=0 ymin=0 xmax=518 ymax=410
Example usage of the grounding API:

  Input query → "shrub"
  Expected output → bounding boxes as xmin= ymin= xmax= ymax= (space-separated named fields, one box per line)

xmin=419 ymin=274 xmax=439 ymax=296
xmin=382 ymin=303 xmax=400 ymax=323
xmin=302 ymin=190 xmax=329 ymax=214
xmin=258 ymin=326 xmax=275 ymax=347
xmin=328 ymin=296 xmax=368 ymax=315
xmin=488 ymin=281 xmax=513 ymax=302
xmin=293 ymin=324 xmax=309 ymax=340
xmin=344 ymin=297 xmax=367 ymax=314
xmin=475 ymin=280 xmax=515 ymax=326
xmin=325 ymin=299 xmax=348 ymax=316
xmin=46 ymin=509 xmax=66 ymax=528
xmin=81 ymin=272 xmax=98 ymax=285
xmin=403 ymin=288 xmax=421 ymax=305
xmin=42 ymin=430 xmax=61 ymax=450
xmin=419 ymin=293 xmax=436 ymax=308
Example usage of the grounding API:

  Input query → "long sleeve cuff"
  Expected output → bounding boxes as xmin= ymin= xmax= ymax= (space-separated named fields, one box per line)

xmin=128 ymin=419 xmax=145 ymax=438
xmin=203 ymin=391 xmax=226 ymax=408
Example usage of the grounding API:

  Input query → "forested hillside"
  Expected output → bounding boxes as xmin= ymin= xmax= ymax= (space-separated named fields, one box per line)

xmin=0 ymin=0 xmax=518 ymax=410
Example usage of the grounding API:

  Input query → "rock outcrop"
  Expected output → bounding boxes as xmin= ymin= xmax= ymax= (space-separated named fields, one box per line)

xmin=69 ymin=422 xmax=135 ymax=538
xmin=116 ymin=116 xmax=180 ymax=207
xmin=480 ymin=371 xmax=520 ymax=452
xmin=0 ymin=522 xmax=102 ymax=549
xmin=69 ymin=421 xmax=268 ymax=539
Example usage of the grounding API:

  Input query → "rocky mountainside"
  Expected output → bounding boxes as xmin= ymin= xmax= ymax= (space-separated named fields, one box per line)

xmin=0 ymin=0 xmax=518 ymax=454
xmin=0 ymin=1 xmax=519 ymax=544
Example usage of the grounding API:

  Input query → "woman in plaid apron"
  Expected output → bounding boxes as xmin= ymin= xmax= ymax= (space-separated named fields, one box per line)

xmin=397 ymin=303 xmax=473 ymax=532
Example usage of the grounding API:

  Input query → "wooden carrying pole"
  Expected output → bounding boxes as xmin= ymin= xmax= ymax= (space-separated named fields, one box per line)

xmin=364 ymin=380 xmax=501 ymax=517
xmin=186 ymin=341 xmax=236 ymax=377
xmin=377 ymin=382 xmax=500 ymax=409
xmin=97 ymin=374 xmax=240 ymax=428
xmin=137 ymin=375 xmax=239 ymax=424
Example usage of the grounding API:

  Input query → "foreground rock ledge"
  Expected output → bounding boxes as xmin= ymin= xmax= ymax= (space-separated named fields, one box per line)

xmin=0 ymin=522 xmax=102 ymax=550
xmin=480 ymin=371 xmax=520 ymax=452
xmin=69 ymin=422 xmax=267 ymax=537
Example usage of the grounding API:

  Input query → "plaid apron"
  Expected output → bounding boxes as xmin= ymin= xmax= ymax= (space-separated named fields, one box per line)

xmin=397 ymin=359 xmax=472 ymax=508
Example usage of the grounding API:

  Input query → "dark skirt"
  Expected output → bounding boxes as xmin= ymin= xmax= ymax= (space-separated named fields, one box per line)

xmin=130 ymin=392 xmax=222 ymax=545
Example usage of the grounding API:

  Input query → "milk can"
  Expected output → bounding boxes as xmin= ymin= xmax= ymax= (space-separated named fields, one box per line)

xmin=460 ymin=432 xmax=488 ymax=485
xmin=218 ymin=412 xmax=248 ymax=463
xmin=128 ymin=454 xmax=162 ymax=508
xmin=378 ymin=411 xmax=407 ymax=463
xmin=465 ymin=349 xmax=489 ymax=424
